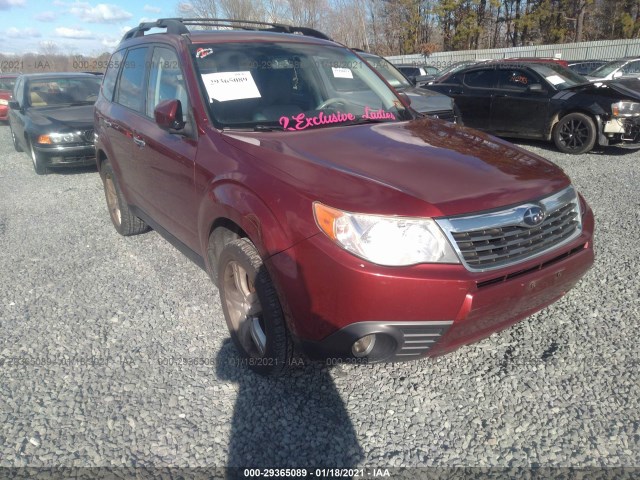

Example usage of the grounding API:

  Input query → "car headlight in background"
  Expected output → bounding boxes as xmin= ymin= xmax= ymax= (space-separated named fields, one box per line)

xmin=0 ymin=99 xmax=8 ymax=106
xmin=611 ymin=101 xmax=640 ymax=117
xmin=313 ymin=202 xmax=460 ymax=266
xmin=37 ymin=132 xmax=85 ymax=144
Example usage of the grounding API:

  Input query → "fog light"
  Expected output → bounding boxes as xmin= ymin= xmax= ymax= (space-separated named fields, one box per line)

xmin=352 ymin=334 xmax=376 ymax=357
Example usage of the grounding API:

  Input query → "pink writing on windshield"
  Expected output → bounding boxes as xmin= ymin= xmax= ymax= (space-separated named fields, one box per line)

xmin=279 ymin=107 xmax=395 ymax=131
xmin=279 ymin=111 xmax=356 ymax=131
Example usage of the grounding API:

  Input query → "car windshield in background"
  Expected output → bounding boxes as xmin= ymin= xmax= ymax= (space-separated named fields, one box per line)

xmin=27 ymin=76 xmax=101 ymax=107
xmin=0 ymin=77 xmax=17 ymax=91
xmin=529 ymin=63 xmax=589 ymax=90
xmin=588 ymin=60 xmax=626 ymax=78
xmin=191 ymin=42 xmax=411 ymax=130
xmin=363 ymin=56 xmax=411 ymax=89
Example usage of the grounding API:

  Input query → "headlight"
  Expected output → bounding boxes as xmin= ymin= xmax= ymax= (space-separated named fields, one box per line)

xmin=313 ymin=202 xmax=460 ymax=266
xmin=0 ymin=99 xmax=8 ymax=106
xmin=37 ymin=132 xmax=84 ymax=144
xmin=611 ymin=101 xmax=640 ymax=117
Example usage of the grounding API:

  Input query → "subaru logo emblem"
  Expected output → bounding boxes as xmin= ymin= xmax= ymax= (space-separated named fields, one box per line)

xmin=523 ymin=206 xmax=545 ymax=227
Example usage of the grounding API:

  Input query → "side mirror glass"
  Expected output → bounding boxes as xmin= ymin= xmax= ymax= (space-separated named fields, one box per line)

xmin=154 ymin=99 xmax=185 ymax=131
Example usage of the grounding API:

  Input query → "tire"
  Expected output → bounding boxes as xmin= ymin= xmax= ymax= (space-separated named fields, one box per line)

xmin=218 ymin=238 xmax=294 ymax=376
xmin=99 ymin=160 xmax=149 ymax=236
xmin=10 ymin=125 xmax=23 ymax=152
xmin=552 ymin=112 xmax=596 ymax=154
xmin=29 ymin=141 xmax=48 ymax=175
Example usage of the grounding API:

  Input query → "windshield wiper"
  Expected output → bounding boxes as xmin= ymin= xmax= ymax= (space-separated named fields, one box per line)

xmin=254 ymin=124 xmax=284 ymax=132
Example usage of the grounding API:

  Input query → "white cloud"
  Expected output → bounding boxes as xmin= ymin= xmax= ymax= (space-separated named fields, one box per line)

xmin=36 ymin=11 xmax=57 ymax=22
xmin=177 ymin=3 xmax=193 ymax=13
xmin=55 ymin=27 xmax=93 ymax=39
xmin=0 ymin=0 xmax=26 ymax=10
xmin=6 ymin=27 xmax=41 ymax=38
xmin=143 ymin=4 xmax=161 ymax=13
xmin=70 ymin=3 xmax=133 ymax=23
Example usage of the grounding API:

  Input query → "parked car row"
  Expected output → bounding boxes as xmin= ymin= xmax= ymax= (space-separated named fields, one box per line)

xmin=412 ymin=58 xmax=640 ymax=153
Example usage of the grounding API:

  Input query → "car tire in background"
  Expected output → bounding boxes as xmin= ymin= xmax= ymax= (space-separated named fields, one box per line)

xmin=218 ymin=238 xmax=294 ymax=376
xmin=10 ymin=125 xmax=23 ymax=153
xmin=29 ymin=141 xmax=48 ymax=175
xmin=552 ymin=112 xmax=597 ymax=154
xmin=99 ymin=160 xmax=149 ymax=236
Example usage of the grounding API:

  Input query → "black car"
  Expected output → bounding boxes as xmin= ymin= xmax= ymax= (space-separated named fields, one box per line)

xmin=425 ymin=61 xmax=640 ymax=154
xmin=568 ymin=60 xmax=607 ymax=76
xmin=395 ymin=64 xmax=439 ymax=86
xmin=9 ymin=73 xmax=101 ymax=174
xmin=359 ymin=52 xmax=459 ymax=122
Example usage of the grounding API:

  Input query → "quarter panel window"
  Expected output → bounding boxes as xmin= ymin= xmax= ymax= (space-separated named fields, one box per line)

xmin=116 ymin=47 xmax=149 ymax=112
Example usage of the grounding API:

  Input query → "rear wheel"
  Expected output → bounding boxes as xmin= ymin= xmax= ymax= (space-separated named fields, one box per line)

xmin=552 ymin=112 xmax=596 ymax=154
xmin=29 ymin=141 xmax=47 ymax=175
xmin=218 ymin=238 xmax=294 ymax=376
xmin=100 ymin=160 xmax=149 ymax=236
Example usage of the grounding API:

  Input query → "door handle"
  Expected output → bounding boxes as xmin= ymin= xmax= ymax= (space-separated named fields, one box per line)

xmin=133 ymin=136 xmax=145 ymax=148
xmin=103 ymin=119 xmax=112 ymax=128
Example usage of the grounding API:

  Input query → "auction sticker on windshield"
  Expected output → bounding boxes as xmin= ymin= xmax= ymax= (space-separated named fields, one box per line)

xmin=546 ymin=75 xmax=566 ymax=86
xmin=202 ymin=71 xmax=261 ymax=102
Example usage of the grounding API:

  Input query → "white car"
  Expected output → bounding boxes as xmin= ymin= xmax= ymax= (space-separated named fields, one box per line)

xmin=586 ymin=57 xmax=640 ymax=82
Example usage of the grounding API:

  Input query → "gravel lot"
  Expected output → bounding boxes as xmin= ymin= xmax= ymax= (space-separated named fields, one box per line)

xmin=0 ymin=123 xmax=638 ymax=473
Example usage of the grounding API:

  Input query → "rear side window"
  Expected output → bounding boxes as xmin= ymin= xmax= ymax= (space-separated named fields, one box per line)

xmin=102 ymin=50 xmax=124 ymax=101
xmin=116 ymin=47 xmax=149 ymax=112
xmin=622 ymin=61 xmax=640 ymax=74
xmin=464 ymin=69 xmax=496 ymax=88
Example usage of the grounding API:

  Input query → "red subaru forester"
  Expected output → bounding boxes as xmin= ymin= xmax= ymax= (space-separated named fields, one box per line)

xmin=94 ymin=19 xmax=594 ymax=375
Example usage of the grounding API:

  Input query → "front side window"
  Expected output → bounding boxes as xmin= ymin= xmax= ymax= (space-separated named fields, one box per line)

xmin=365 ymin=56 xmax=411 ymax=89
xmin=497 ymin=69 xmax=536 ymax=91
xmin=116 ymin=47 xmax=148 ymax=113
xmin=621 ymin=60 xmax=640 ymax=74
xmin=191 ymin=42 xmax=411 ymax=130
xmin=146 ymin=47 xmax=189 ymax=121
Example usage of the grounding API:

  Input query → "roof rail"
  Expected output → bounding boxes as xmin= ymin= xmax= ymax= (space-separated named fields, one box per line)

xmin=120 ymin=17 xmax=332 ymax=42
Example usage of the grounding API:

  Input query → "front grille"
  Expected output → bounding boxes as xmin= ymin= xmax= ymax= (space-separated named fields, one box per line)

xmin=436 ymin=186 xmax=582 ymax=272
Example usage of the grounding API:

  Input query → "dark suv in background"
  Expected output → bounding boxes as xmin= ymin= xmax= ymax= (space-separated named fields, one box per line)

xmin=95 ymin=18 xmax=594 ymax=375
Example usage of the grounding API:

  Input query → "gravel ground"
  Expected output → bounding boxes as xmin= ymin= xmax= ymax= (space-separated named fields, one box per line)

xmin=0 ymin=123 xmax=638 ymax=474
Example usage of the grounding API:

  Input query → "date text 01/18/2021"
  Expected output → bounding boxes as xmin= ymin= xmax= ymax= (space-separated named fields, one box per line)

xmin=242 ymin=468 xmax=391 ymax=477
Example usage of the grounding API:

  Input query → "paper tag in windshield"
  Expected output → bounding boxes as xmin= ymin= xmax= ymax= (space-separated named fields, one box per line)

xmin=332 ymin=67 xmax=353 ymax=79
xmin=202 ymin=71 xmax=261 ymax=102
xmin=546 ymin=75 xmax=565 ymax=85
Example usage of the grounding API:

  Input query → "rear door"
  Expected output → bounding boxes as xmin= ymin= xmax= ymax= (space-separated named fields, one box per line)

xmin=458 ymin=68 xmax=497 ymax=130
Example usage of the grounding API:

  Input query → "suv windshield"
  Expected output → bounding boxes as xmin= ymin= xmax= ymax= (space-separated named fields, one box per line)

xmin=589 ymin=60 xmax=626 ymax=78
xmin=191 ymin=42 xmax=411 ymax=130
xmin=529 ymin=63 xmax=588 ymax=90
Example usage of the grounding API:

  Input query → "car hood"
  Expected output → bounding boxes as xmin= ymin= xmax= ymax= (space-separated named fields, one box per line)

xmin=222 ymin=119 xmax=569 ymax=218
xmin=565 ymin=79 xmax=640 ymax=100
xmin=26 ymin=104 xmax=94 ymax=130
xmin=396 ymin=85 xmax=453 ymax=114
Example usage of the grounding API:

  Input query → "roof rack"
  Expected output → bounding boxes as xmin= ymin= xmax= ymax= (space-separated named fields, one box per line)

xmin=121 ymin=18 xmax=332 ymax=42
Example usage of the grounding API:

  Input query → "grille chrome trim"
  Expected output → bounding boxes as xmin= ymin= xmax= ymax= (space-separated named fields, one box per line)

xmin=436 ymin=186 xmax=582 ymax=272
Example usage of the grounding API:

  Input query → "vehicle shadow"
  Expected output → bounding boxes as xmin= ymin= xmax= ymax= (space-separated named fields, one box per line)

xmin=216 ymin=339 xmax=363 ymax=475
xmin=50 ymin=165 xmax=98 ymax=175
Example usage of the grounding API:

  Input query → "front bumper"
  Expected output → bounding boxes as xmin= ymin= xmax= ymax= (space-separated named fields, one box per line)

xmin=33 ymin=143 xmax=96 ymax=167
xmin=600 ymin=117 xmax=640 ymax=147
xmin=267 ymin=204 xmax=594 ymax=363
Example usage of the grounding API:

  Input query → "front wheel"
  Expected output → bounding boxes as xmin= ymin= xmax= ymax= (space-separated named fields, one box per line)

xmin=29 ymin=141 xmax=47 ymax=175
xmin=218 ymin=238 xmax=294 ymax=376
xmin=552 ymin=112 xmax=596 ymax=154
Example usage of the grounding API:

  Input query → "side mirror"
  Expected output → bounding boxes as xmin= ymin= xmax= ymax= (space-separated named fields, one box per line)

xmin=8 ymin=100 xmax=20 ymax=110
xmin=406 ymin=75 xmax=417 ymax=86
xmin=154 ymin=99 xmax=185 ymax=131
xmin=398 ymin=92 xmax=412 ymax=106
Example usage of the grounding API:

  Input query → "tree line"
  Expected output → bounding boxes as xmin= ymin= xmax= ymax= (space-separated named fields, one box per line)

xmin=187 ymin=0 xmax=640 ymax=55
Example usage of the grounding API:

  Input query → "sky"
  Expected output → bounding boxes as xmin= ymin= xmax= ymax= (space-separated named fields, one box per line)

xmin=1 ymin=0 xmax=194 ymax=55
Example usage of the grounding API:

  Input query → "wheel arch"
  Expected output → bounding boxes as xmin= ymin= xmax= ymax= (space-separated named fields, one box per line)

xmin=548 ymin=107 xmax=599 ymax=140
